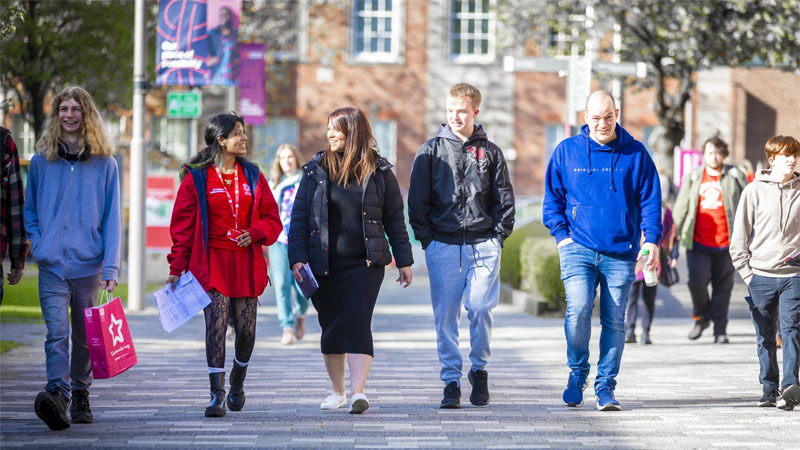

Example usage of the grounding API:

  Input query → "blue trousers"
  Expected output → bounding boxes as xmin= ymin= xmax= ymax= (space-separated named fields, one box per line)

xmin=38 ymin=268 xmax=101 ymax=398
xmin=266 ymin=242 xmax=308 ymax=329
xmin=745 ymin=274 xmax=800 ymax=392
xmin=426 ymin=239 xmax=501 ymax=385
xmin=558 ymin=242 xmax=636 ymax=389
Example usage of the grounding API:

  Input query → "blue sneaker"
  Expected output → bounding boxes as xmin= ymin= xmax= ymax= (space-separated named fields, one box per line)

xmin=562 ymin=372 xmax=588 ymax=407
xmin=595 ymin=385 xmax=621 ymax=411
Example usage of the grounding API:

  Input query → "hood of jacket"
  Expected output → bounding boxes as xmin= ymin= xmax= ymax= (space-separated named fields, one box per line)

xmin=542 ymin=123 xmax=663 ymax=259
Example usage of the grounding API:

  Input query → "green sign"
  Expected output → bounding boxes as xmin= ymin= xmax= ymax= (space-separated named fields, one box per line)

xmin=167 ymin=91 xmax=202 ymax=118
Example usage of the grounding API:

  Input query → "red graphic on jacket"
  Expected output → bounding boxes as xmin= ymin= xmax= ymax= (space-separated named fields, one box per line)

xmin=467 ymin=145 xmax=489 ymax=172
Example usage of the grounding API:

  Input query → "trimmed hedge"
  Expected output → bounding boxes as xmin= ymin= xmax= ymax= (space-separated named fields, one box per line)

xmin=520 ymin=237 xmax=566 ymax=312
xmin=499 ymin=222 xmax=550 ymax=288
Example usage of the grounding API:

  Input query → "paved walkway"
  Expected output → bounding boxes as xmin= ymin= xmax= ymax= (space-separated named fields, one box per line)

xmin=1 ymin=248 xmax=797 ymax=449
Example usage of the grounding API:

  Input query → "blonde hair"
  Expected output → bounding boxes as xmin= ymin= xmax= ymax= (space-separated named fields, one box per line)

xmin=448 ymin=83 xmax=482 ymax=109
xmin=36 ymin=86 xmax=115 ymax=161
xmin=269 ymin=143 xmax=302 ymax=187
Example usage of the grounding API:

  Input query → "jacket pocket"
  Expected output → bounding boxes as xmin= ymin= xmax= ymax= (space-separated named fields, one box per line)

xmin=571 ymin=205 xmax=635 ymax=253
xmin=65 ymin=226 xmax=103 ymax=262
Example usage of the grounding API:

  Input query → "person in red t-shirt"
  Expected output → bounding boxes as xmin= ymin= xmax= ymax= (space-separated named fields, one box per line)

xmin=166 ymin=113 xmax=282 ymax=418
xmin=674 ymin=135 xmax=748 ymax=343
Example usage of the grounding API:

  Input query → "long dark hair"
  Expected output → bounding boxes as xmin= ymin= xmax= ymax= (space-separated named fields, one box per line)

xmin=321 ymin=107 xmax=378 ymax=186
xmin=180 ymin=112 xmax=246 ymax=180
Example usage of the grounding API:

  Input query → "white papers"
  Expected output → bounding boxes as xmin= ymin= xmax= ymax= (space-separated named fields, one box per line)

xmin=154 ymin=272 xmax=211 ymax=333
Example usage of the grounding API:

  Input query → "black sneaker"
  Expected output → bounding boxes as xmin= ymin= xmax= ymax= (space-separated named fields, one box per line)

xmin=625 ymin=333 xmax=636 ymax=344
xmin=34 ymin=390 xmax=70 ymax=431
xmin=440 ymin=382 xmax=461 ymax=409
xmin=776 ymin=384 xmax=800 ymax=411
xmin=758 ymin=390 xmax=779 ymax=407
xmin=70 ymin=390 xmax=94 ymax=424
xmin=714 ymin=334 xmax=730 ymax=344
xmin=468 ymin=369 xmax=490 ymax=406
xmin=688 ymin=320 xmax=710 ymax=340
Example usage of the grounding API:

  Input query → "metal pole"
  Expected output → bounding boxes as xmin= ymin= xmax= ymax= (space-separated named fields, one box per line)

xmin=128 ymin=0 xmax=147 ymax=311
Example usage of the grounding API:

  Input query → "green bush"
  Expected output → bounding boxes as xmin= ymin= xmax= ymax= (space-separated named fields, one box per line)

xmin=500 ymin=222 xmax=550 ymax=288
xmin=520 ymin=237 xmax=565 ymax=313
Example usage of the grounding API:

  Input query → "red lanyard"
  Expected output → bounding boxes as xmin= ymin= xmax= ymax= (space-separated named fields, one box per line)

xmin=214 ymin=164 xmax=240 ymax=229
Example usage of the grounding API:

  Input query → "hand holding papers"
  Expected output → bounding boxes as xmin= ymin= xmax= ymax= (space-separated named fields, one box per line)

xmin=297 ymin=263 xmax=318 ymax=299
xmin=154 ymin=271 xmax=211 ymax=333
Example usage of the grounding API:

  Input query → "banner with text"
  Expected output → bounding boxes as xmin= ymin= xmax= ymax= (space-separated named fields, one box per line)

xmin=238 ymin=43 xmax=266 ymax=125
xmin=156 ymin=0 xmax=242 ymax=86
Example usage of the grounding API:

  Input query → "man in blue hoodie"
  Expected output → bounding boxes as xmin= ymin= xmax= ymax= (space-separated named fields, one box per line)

xmin=543 ymin=91 xmax=662 ymax=411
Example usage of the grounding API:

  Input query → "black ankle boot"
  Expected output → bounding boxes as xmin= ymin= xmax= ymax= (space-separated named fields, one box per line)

xmin=227 ymin=363 xmax=247 ymax=411
xmin=205 ymin=373 xmax=226 ymax=417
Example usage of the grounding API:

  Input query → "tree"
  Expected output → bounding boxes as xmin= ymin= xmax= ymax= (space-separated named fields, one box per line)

xmin=497 ymin=0 xmax=800 ymax=178
xmin=0 ymin=0 xmax=138 ymax=139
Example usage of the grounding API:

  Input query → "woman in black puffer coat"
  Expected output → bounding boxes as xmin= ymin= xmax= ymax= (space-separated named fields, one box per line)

xmin=288 ymin=106 xmax=413 ymax=415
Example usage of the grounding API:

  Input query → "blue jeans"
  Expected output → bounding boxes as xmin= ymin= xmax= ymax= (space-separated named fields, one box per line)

xmin=38 ymin=268 xmax=101 ymax=398
xmin=744 ymin=274 xmax=800 ymax=391
xmin=426 ymin=239 xmax=501 ymax=385
xmin=266 ymin=243 xmax=308 ymax=329
xmin=558 ymin=242 xmax=636 ymax=389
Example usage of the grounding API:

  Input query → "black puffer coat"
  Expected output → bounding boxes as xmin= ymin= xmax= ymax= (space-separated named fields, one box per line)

xmin=288 ymin=151 xmax=414 ymax=278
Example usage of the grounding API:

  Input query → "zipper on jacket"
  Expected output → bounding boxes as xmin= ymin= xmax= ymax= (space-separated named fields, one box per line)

xmin=361 ymin=171 xmax=374 ymax=267
xmin=62 ymin=163 xmax=75 ymax=279
xmin=572 ymin=206 xmax=577 ymax=220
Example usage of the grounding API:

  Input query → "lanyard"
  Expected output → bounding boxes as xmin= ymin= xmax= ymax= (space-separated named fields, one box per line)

xmin=214 ymin=164 xmax=240 ymax=229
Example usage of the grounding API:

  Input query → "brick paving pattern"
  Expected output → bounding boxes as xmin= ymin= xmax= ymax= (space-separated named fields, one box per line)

xmin=1 ymin=254 xmax=797 ymax=449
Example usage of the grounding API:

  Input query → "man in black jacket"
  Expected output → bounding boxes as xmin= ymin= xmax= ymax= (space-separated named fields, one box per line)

xmin=408 ymin=83 xmax=514 ymax=409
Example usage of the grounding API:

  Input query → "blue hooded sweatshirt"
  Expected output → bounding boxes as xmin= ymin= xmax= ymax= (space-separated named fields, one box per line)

xmin=543 ymin=123 xmax=662 ymax=261
xmin=23 ymin=146 xmax=121 ymax=281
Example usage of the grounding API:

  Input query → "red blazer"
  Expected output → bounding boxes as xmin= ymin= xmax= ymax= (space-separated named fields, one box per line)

xmin=168 ymin=160 xmax=281 ymax=295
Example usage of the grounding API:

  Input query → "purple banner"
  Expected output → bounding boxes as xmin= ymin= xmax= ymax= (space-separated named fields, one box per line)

xmin=238 ymin=43 xmax=266 ymax=125
xmin=156 ymin=0 xmax=241 ymax=86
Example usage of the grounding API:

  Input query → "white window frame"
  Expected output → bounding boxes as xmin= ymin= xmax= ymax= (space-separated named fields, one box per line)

xmin=351 ymin=0 xmax=403 ymax=64
xmin=449 ymin=0 xmax=495 ymax=63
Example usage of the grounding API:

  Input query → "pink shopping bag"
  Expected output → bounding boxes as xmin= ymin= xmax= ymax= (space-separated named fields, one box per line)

xmin=83 ymin=292 xmax=138 ymax=379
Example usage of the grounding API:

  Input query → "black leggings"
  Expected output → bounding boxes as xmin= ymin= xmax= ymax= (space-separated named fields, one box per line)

xmin=204 ymin=290 xmax=258 ymax=369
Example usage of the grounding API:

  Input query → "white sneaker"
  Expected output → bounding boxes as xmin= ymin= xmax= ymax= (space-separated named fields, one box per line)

xmin=280 ymin=328 xmax=294 ymax=345
xmin=320 ymin=393 xmax=347 ymax=410
xmin=349 ymin=393 xmax=369 ymax=414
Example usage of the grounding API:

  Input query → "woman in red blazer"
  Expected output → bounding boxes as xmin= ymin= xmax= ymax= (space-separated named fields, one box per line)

xmin=167 ymin=112 xmax=281 ymax=417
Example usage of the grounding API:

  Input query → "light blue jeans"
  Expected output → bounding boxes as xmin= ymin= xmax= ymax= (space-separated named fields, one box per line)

xmin=558 ymin=241 xmax=636 ymax=389
xmin=267 ymin=242 xmax=308 ymax=329
xmin=426 ymin=238 xmax=501 ymax=385
xmin=38 ymin=268 xmax=101 ymax=398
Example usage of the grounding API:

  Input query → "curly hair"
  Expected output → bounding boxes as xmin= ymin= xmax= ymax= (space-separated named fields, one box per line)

xmin=36 ymin=86 xmax=115 ymax=161
xmin=268 ymin=143 xmax=302 ymax=188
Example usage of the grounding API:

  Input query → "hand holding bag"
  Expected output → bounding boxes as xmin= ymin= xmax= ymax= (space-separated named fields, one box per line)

xmin=83 ymin=290 xmax=138 ymax=379
xmin=659 ymin=251 xmax=680 ymax=287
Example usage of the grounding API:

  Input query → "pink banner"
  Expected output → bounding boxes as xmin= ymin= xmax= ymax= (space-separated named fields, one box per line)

xmin=238 ymin=43 xmax=266 ymax=125
xmin=678 ymin=148 xmax=703 ymax=187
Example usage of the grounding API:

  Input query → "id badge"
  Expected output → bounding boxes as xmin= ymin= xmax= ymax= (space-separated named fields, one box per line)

xmin=227 ymin=228 xmax=244 ymax=242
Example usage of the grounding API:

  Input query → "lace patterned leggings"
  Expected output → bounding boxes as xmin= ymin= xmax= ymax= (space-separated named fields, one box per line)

xmin=204 ymin=290 xmax=258 ymax=368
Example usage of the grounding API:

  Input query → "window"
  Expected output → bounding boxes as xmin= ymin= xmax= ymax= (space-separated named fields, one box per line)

xmin=352 ymin=0 xmax=401 ymax=63
xmin=545 ymin=123 xmax=566 ymax=160
xmin=642 ymin=126 xmax=655 ymax=156
xmin=371 ymin=119 xmax=397 ymax=164
xmin=10 ymin=115 xmax=36 ymax=158
xmin=151 ymin=117 xmax=190 ymax=160
xmin=450 ymin=0 xmax=494 ymax=62
xmin=251 ymin=117 xmax=299 ymax=170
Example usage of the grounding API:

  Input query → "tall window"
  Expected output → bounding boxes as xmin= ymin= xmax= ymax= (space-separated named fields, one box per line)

xmin=10 ymin=115 xmax=36 ymax=158
xmin=371 ymin=119 xmax=397 ymax=164
xmin=545 ymin=123 xmax=566 ymax=160
xmin=352 ymin=0 xmax=401 ymax=63
xmin=251 ymin=117 xmax=299 ymax=170
xmin=450 ymin=0 xmax=494 ymax=62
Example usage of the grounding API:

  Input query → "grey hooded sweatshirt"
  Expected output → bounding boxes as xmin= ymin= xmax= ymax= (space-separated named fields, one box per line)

xmin=730 ymin=170 xmax=800 ymax=280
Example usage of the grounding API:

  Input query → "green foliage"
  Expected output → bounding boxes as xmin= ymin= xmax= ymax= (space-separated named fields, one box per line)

xmin=0 ymin=340 xmax=21 ymax=354
xmin=0 ymin=0 xmax=157 ymax=137
xmin=0 ymin=267 xmax=160 ymax=322
xmin=500 ymin=222 xmax=551 ymax=288
xmin=520 ymin=237 xmax=565 ymax=313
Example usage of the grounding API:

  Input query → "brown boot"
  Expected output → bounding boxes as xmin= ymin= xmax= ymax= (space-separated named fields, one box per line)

xmin=295 ymin=315 xmax=306 ymax=340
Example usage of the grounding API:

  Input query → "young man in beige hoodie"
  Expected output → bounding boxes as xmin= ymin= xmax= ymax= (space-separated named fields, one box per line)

xmin=730 ymin=135 xmax=800 ymax=411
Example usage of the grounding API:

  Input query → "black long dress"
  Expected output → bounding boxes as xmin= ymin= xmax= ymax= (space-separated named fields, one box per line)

xmin=311 ymin=179 xmax=384 ymax=356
